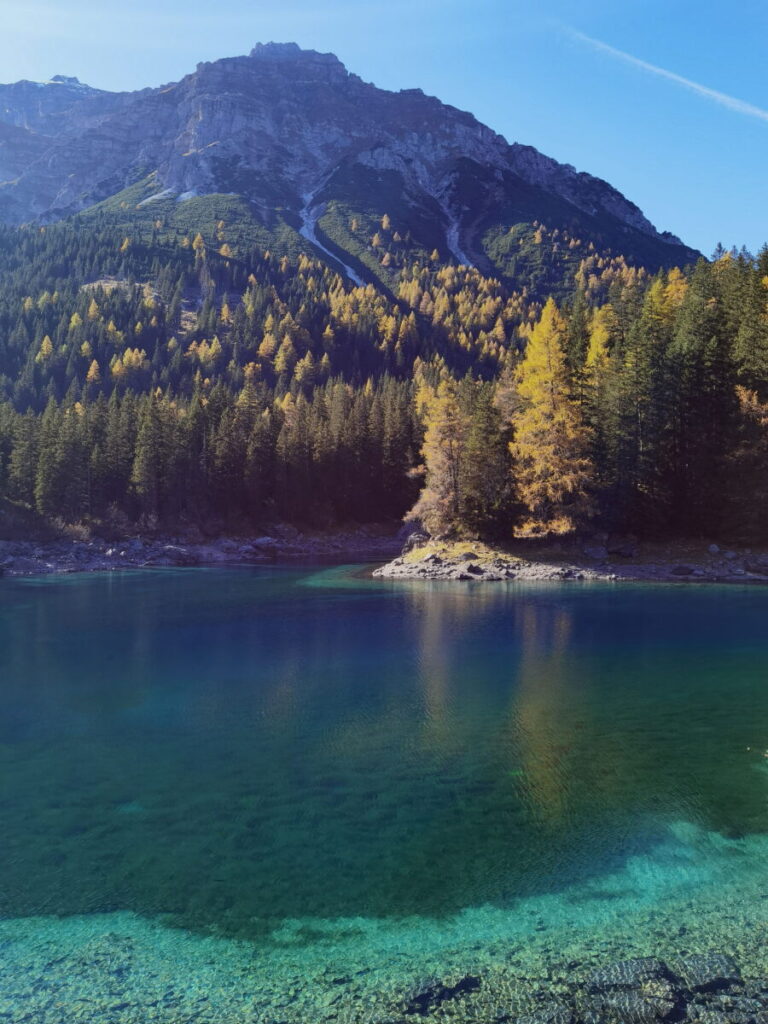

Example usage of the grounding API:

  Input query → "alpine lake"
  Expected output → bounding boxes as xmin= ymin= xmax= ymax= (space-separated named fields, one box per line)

xmin=1 ymin=565 xmax=767 ymax=1022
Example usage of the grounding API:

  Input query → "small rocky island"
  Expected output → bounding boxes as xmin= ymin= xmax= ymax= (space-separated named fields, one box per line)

xmin=374 ymin=534 xmax=768 ymax=584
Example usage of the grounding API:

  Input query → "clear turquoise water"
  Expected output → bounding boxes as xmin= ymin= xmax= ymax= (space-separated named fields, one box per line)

xmin=1 ymin=567 xmax=768 ymax=1022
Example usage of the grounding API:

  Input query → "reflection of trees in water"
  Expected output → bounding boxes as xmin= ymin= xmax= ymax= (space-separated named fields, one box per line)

xmin=506 ymin=600 xmax=661 ymax=834
xmin=413 ymin=584 xmax=466 ymax=752
xmin=503 ymin=595 xmax=768 ymax=843
xmin=6 ymin=573 xmax=768 ymax=931
xmin=406 ymin=582 xmax=503 ymax=756
xmin=2 ymin=579 xmax=152 ymax=717
xmin=511 ymin=602 xmax=577 ymax=825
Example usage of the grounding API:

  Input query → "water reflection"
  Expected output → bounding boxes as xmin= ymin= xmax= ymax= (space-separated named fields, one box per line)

xmin=1 ymin=570 xmax=768 ymax=935
xmin=512 ymin=603 xmax=577 ymax=825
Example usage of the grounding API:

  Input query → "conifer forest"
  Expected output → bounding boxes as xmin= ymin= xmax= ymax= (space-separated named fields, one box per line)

xmin=0 ymin=211 xmax=765 ymax=542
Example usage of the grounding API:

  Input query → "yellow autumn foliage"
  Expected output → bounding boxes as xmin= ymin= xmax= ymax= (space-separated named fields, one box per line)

xmin=510 ymin=299 xmax=595 ymax=532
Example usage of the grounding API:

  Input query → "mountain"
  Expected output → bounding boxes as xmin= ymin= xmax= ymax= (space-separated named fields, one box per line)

xmin=0 ymin=43 xmax=699 ymax=295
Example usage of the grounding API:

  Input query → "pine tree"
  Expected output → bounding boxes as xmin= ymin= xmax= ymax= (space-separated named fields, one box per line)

xmin=601 ymin=279 xmax=672 ymax=530
xmin=665 ymin=264 xmax=738 ymax=533
xmin=9 ymin=412 xmax=40 ymax=505
xmin=131 ymin=392 xmax=166 ymax=522
xmin=733 ymin=267 xmax=768 ymax=395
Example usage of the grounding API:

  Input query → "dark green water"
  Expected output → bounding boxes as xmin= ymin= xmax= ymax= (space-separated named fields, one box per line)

xmin=1 ymin=566 xmax=768 ymax=1021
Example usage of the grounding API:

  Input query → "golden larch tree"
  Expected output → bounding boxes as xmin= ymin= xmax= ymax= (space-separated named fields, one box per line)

xmin=410 ymin=379 xmax=468 ymax=536
xmin=510 ymin=298 xmax=595 ymax=533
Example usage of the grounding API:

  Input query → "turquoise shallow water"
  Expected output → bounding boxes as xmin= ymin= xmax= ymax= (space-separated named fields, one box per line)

xmin=1 ymin=567 xmax=768 ymax=1022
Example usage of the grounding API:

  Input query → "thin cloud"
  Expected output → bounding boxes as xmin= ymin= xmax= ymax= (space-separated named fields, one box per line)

xmin=566 ymin=27 xmax=768 ymax=124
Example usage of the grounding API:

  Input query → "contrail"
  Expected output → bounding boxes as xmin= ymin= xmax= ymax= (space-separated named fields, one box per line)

xmin=567 ymin=27 xmax=768 ymax=124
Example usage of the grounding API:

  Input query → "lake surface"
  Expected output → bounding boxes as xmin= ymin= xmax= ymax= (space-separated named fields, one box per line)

xmin=1 ymin=566 xmax=768 ymax=1022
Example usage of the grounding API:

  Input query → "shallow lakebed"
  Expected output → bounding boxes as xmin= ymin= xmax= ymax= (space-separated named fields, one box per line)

xmin=1 ymin=566 xmax=768 ymax=1022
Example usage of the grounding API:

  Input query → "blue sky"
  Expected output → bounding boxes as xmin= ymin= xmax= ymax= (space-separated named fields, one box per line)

xmin=2 ymin=0 xmax=766 ymax=255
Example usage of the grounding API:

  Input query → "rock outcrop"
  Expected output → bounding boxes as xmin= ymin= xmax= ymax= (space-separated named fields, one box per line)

xmin=373 ymin=540 xmax=768 ymax=584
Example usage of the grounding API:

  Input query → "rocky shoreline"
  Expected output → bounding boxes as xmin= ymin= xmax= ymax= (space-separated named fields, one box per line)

xmin=4 ymin=528 xmax=768 ymax=588
xmin=0 ymin=525 xmax=402 ymax=578
xmin=373 ymin=535 xmax=768 ymax=585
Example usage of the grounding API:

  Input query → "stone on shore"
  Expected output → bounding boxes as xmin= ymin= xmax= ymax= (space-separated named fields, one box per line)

xmin=155 ymin=544 xmax=201 ymax=567
xmin=744 ymin=557 xmax=768 ymax=576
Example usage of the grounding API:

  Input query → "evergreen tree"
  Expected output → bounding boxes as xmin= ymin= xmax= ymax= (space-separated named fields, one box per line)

xmin=131 ymin=392 xmax=166 ymax=522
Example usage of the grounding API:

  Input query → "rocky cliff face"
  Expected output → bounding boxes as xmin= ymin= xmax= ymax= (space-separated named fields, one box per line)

xmin=0 ymin=75 xmax=105 ymax=132
xmin=0 ymin=44 xmax=699 ymax=277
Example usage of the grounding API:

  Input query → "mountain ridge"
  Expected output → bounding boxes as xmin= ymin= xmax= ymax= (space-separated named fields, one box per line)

xmin=0 ymin=43 xmax=700 ymax=294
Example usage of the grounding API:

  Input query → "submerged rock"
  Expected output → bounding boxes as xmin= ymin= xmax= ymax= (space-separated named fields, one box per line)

xmin=558 ymin=953 xmax=762 ymax=1024
xmin=587 ymin=957 xmax=671 ymax=991
xmin=581 ymin=988 xmax=678 ymax=1023
xmin=673 ymin=953 xmax=741 ymax=993
xmin=582 ymin=958 xmax=681 ymax=1024
xmin=402 ymin=974 xmax=481 ymax=1015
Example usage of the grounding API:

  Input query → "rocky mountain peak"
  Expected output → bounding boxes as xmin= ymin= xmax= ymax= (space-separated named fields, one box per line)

xmin=0 ymin=43 xmax=699 ymax=280
xmin=249 ymin=42 xmax=324 ymax=61
xmin=248 ymin=42 xmax=349 ymax=72
xmin=47 ymin=75 xmax=86 ymax=87
xmin=250 ymin=41 xmax=302 ymax=57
